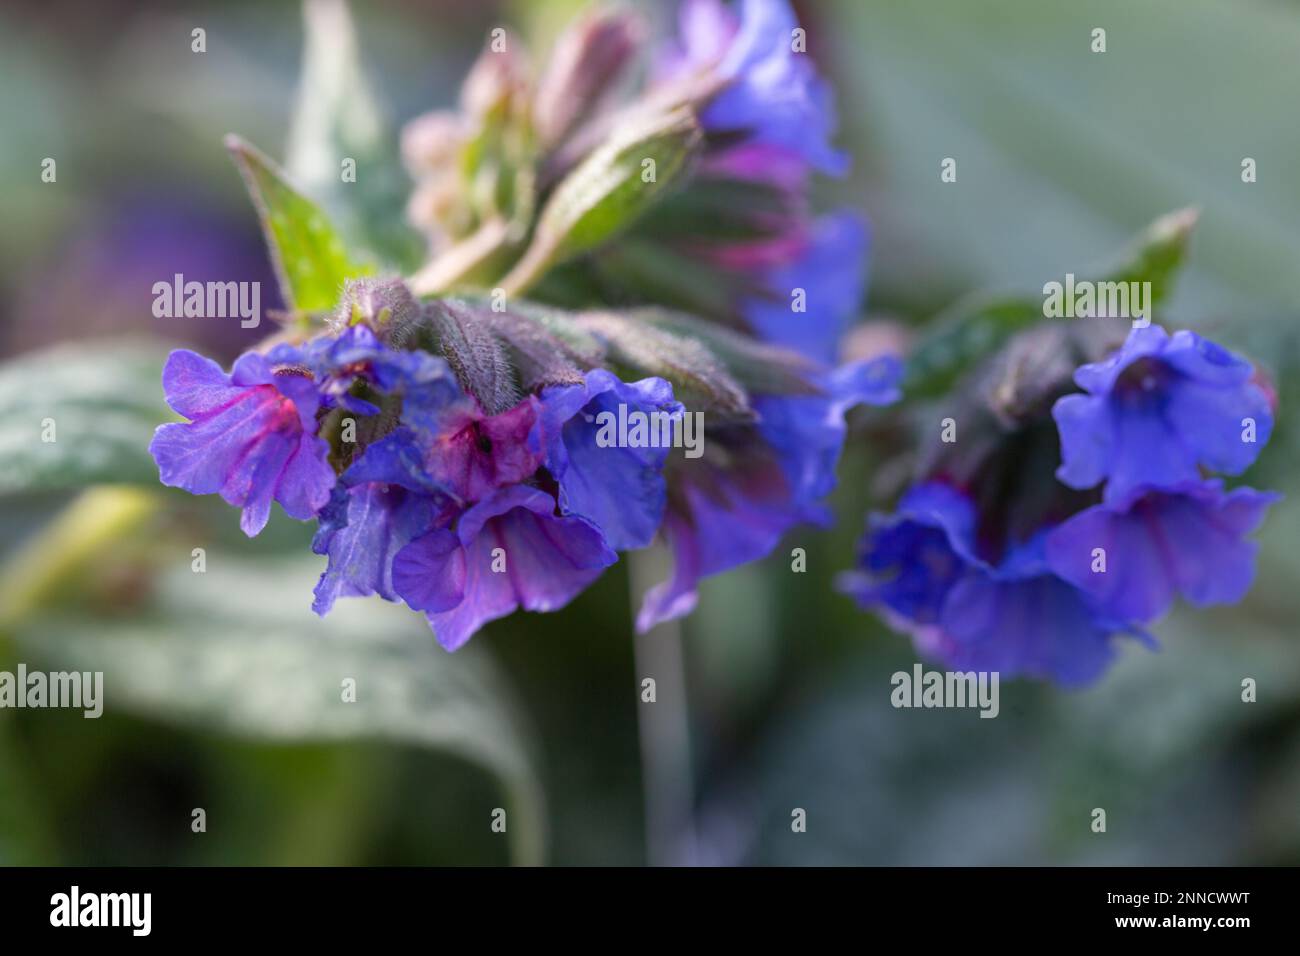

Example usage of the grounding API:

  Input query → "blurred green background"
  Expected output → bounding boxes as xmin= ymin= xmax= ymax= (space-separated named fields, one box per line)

xmin=1 ymin=0 xmax=1298 ymax=865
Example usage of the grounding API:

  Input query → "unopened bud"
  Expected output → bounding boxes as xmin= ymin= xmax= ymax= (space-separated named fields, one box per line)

xmin=533 ymin=8 xmax=645 ymax=147
xmin=406 ymin=171 xmax=469 ymax=240
xmin=460 ymin=31 xmax=528 ymax=120
xmin=331 ymin=277 xmax=420 ymax=340
xmin=401 ymin=110 xmax=466 ymax=177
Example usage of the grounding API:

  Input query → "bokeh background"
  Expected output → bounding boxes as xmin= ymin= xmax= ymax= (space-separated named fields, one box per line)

xmin=2 ymin=0 xmax=1298 ymax=865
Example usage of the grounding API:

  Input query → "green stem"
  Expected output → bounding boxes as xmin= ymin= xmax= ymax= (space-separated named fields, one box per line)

xmin=628 ymin=550 xmax=696 ymax=866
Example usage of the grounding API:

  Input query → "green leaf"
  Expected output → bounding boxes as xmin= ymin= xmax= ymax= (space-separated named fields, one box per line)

xmin=284 ymin=0 xmax=423 ymax=272
xmin=632 ymin=308 xmax=821 ymax=397
xmin=502 ymin=108 xmax=703 ymax=295
xmin=0 ymin=343 xmax=171 ymax=495
xmin=1091 ymin=207 xmax=1199 ymax=313
xmin=574 ymin=310 xmax=749 ymax=415
xmin=14 ymin=557 xmax=547 ymax=865
xmin=903 ymin=208 xmax=1197 ymax=398
xmin=226 ymin=134 xmax=373 ymax=313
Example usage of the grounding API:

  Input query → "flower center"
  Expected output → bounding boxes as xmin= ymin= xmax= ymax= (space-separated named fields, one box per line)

xmin=1114 ymin=357 xmax=1173 ymax=404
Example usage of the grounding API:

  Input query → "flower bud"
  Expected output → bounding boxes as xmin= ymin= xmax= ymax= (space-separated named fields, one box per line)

xmin=400 ymin=110 xmax=466 ymax=177
xmin=533 ymin=7 xmax=645 ymax=148
xmin=460 ymin=31 xmax=528 ymax=121
xmin=331 ymin=277 xmax=421 ymax=343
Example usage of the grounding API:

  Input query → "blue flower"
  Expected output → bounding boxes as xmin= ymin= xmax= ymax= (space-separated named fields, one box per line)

xmin=301 ymin=354 xmax=677 ymax=650
xmin=150 ymin=349 xmax=335 ymax=536
xmin=285 ymin=323 xmax=462 ymax=417
xmin=741 ymin=211 xmax=867 ymax=364
xmin=392 ymin=485 xmax=618 ymax=651
xmin=311 ymin=482 xmax=455 ymax=615
xmin=755 ymin=354 xmax=900 ymax=509
xmin=662 ymin=0 xmax=847 ymax=176
xmin=637 ymin=455 xmax=806 ymax=631
xmin=1053 ymin=325 xmax=1273 ymax=503
xmin=1045 ymin=479 xmax=1280 ymax=622
xmin=838 ymin=481 xmax=977 ymax=627
xmin=307 ymin=355 xmax=551 ymax=629
xmin=840 ymin=482 xmax=1143 ymax=686
xmin=938 ymin=540 xmax=1139 ymax=687
xmin=534 ymin=369 xmax=683 ymax=551
xmin=639 ymin=356 xmax=900 ymax=631
xmin=363 ymin=395 xmax=544 ymax=505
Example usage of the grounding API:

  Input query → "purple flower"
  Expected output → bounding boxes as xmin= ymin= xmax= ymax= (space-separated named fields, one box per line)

xmin=392 ymin=485 xmax=618 ymax=650
xmin=311 ymin=482 xmax=455 ymax=615
xmin=638 ymin=356 xmax=900 ymax=631
xmin=838 ymin=481 xmax=977 ymax=627
xmin=150 ymin=349 xmax=335 ymax=536
xmin=938 ymin=543 xmax=1137 ymax=687
xmin=704 ymin=140 xmax=809 ymax=198
xmin=1053 ymin=325 xmax=1273 ymax=503
xmin=638 ymin=457 xmax=806 ymax=630
xmin=285 ymin=323 xmax=462 ymax=417
xmin=1045 ymin=479 xmax=1280 ymax=621
xmin=740 ymin=211 xmax=866 ymax=364
xmin=298 ymin=340 xmax=680 ymax=648
xmin=840 ymin=482 xmax=1141 ymax=686
xmin=755 ymin=355 xmax=901 ymax=508
xmin=661 ymin=0 xmax=847 ymax=176
xmin=307 ymin=369 xmax=540 ymax=623
xmin=533 ymin=369 xmax=683 ymax=551
xmin=364 ymin=397 xmax=542 ymax=505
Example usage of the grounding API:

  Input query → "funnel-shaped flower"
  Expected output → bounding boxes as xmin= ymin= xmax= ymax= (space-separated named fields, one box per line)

xmin=661 ymin=0 xmax=847 ymax=176
xmin=150 ymin=349 xmax=335 ymax=536
xmin=1045 ymin=479 xmax=1280 ymax=622
xmin=394 ymin=485 xmax=618 ymax=650
xmin=1053 ymin=325 xmax=1273 ymax=503
xmin=639 ymin=355 xmax=901 ymax=631
xmin=534 ymin=369 xmax=683 ymax=551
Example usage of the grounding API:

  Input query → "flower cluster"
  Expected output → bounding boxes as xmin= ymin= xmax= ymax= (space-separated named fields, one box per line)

xmin=152 ymin=279 xmax=899 ymax=649
xmin=154 ymin=296 xmax=644 ymax=649
xmin=149 ymin=0 xmax=901 ymax=650
xmin=841 ymin=324 xmax=1279 ymax=685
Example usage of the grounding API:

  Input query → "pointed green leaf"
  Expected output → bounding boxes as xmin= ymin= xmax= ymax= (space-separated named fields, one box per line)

xmin=904 ymin=208 xmax=1198 ymax=398
xmin=227 ymin=134 xmax=372 ymax=313
xmin=502 ymin=108 xmax=703 ymax=294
